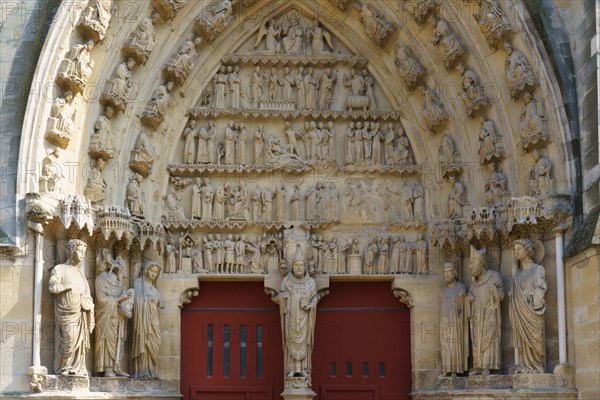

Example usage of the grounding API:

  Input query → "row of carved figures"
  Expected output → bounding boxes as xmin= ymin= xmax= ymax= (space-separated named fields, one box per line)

xmin=205 ymin=63 xmax=379 ymax=112
xmin=162 ymin=179 xmax=341 ymax=222
xmin=440 ymin=241 xmax=548 ymax=376
xmin=181 ymin=119 xmax=414 ymax=166
xmin=308 ymin=234 xmax=429 ymax=275
xmin=47 ymin=239 xmax=165 ymax=381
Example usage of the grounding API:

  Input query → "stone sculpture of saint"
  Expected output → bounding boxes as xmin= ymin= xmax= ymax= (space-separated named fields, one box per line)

xmin=440 ymin=262 xmax=468 ymax=376
xmin=183 ymin=120 xmax=197 ymax=164
xmin=132 ymin=261 xmax=165 ymax=379
xmin=95 ymin=248 xmax=134 ymax=377
xmin=57 ymin=39 xmax=94 ymax=93
xmin=165 ymin=239 xmax=177 ymax=273
xmin=510 ymin=239 xmax=547 ymax=373
xmin=519 ymin=93 xmax=548 ymax=150
xmin=275 ymin=258 xmax=318 ymax=379
xmin=165 ymin=37 xmax=201 ymax=85
xmin=318 ymin=68 xmax=336 ymax=110
xmin=431 ymin=18 xmax=466 ymax=68
xmin=395 ymin=45 xmax=425 ymax=90
xmin=123 ymin=14 xmax=157 ymax=64
xmin=421 ymin=86 xmax=447 ymax=130
xmin=468 ymin=247 xmax=504 ymax=375
xmin=228 ymin=65 xmax=241 ymax=109
xmin=48 ymin=239 xmax=95 ymax=376
xmin=530 ymin=149 xmax=552 ymax=196
xmin=89 ymin=106 xmax=115 ymax=161
xmin=504 ymin=43 xmax=537 ymax=98
xmin=47 ymin=90 xmax=75 ymax=144
xmin=84 ymin=158 xmax=107 ymax=205
xmin=126 ymin=173 xmax=144 ymax=218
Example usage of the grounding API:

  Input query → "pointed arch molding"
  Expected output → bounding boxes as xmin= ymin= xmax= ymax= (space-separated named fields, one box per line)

xmin=18 ymin=0 xmax=575 ymax=223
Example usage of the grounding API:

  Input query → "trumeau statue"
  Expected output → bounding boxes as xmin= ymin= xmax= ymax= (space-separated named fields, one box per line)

xmin=510 ymin=239 xmax=547 ymax=373
xmin=101 ymin=58 xmax=137 ymax=113
xmin=196 ymin=0 xmax=234 ymax=41
xmin=56 ymin=40 xmax=95 ymax=95
xmin=354 ymin=2 xmax=395 ymax=46
xmin=84 ymin=158 xmax=107 ymax=205
xmin=46 ymin=90 xmax=75 ymax=149
xmin=274 ymin=255 xmax=318 ymax=383
xmin=123 ymin=13 xmax=158 ymax=65
xmin=468 ymin=247 xmax=504 ymax=376
xmin=478 ymin=117 xmax=504 ymax=165
xmin=440 ymin=262 xmax=468 ymax=376
xmin=430 ymin=17 xmax=466 ymax=69
xmin=95 ymin=248 xmax=134 ymax=377
xmin=141 ymin=81 xmax=174 ymax=129
xmin=529 ymin=149 xmax=553 ymax=196
xmin=421 ymin=85 xmax=448 ymax=130
xmin=503 ymin=42 xmax=537 ymax=99
xmin=78 ymin=0 xmax=112 ymax=43
xmin=474 ymin=0 xmax=513 ymax=50
xmin=519 ymin=93 xmax=549 ymax=151
xmin=164 ymin=37 xmax=202 ymax=85
xmin=132 ymin=261 xmax=164 ymax=379
xmin=395 ymin=45 xmax=426 ymax=91
xmin=89 ymin=107 xmax=115 ymax=161
xmin=457 ymin=64 xmax=489 ymax=118
xmin=49 ymin=239 xmax=95 ymax=376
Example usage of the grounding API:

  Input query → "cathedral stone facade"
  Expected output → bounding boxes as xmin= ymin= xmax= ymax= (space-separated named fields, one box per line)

xmin=0 ymin=1 xmax=598 ymax=399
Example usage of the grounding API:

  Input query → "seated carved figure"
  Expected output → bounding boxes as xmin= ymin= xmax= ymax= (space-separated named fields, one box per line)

xmin=123 ymin=14 xmax=157 ymax=64
xmin=77 ymin=0 xmax=113 ymax=42
xmin=504 ymin=43 xmax=537 ymax=99
xmin=196 ymin=0 xmax=234 ymax=41
xmin=56 ymin=40 xmax=95 ymax=94
xmin=519 ymin=93 xmax=549 ymax=151
xmin=46 ymin=90 xmax=75 ymax=149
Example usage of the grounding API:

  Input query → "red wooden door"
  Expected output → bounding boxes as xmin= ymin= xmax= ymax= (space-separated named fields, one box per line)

xmin=313 ymin=282 xmax=412 ymax=400
xmin=181 ymin=282 xmax=283 ymax=400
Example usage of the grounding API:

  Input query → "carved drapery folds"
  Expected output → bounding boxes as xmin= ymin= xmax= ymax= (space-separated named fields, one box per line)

xmin=354 ymin=2 xmax=395 ymax=47
xmin=141 ymin=81 xmax=175 ymax=129
xmin=421 ymin=85 xmax=448 ymax=131
xmin=77 ymin=0 xmax=113 ymax=43
xmin=152 ymin=0 xmax=188 ymax=21
xmin=195 ymin=0 xmax=235 ymax=41
xmin=430 ymin=17 xmax=467 ymax=69
xmin=519 ymin=93 xmax=550 ymax=151
xmin=56 ymin=40 xmax=95 ymax=95
xmin=164 ymin=37 xmax=202 ymax=85
xmin=122 ymin=13 xmax=158 ymax=65
xmin=100 ymin=58 xmax=137 ymax=114
xmin=503 ymin=42 xmax=537 ymax=100
xmin=395 ymin=45 xmax=426 ymax=91
xmin=474 ymin=0 xmax=514 ymax=50
xmin=45 ymin=91 xmax=75 ymax=149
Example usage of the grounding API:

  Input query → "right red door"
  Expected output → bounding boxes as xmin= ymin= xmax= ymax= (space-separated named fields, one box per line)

xmin=313 ymin=282 xmax=412 ymax=400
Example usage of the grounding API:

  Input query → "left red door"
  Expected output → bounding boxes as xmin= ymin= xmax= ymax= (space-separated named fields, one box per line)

xmin=181 ymin=282 xmax=284 ymax=400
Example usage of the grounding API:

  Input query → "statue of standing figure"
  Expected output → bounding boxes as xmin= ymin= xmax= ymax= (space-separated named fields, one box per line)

xmin=510 ymin=239 xmax=547 ymax=373
xmin=440 ymin=262 xmax=468 ymax=377
xmin=49 ymin=239 xmax=95 ymax=376
xmin=95 ymin=248 xmax=134 ymax=377
xmin=132 ymin=261 xmax=164 ymax=379
xmin=468 ymin=247 xmax=504 ymax=376
xmin=274 ymin=257 xmax=318 ymax=381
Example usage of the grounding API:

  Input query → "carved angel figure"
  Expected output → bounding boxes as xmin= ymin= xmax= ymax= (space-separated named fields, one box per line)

xmin=431 ymin=18 xmax=466 ymax=69
xmin=308 ymin=20 xmax=333 ymax=55
xmin=504 ymin=43 xmax=537 ymax=99
xmin=395 ymin=45 xmax=425 ymax=91
xmin=56 ymin=40 xmax=95 ymax=94
xmin=123 ymin=14 xmax=157 ymax=64
xmin=457 ymin=64 xmax=489 ymax=117
xmin=254 ymin=19 xmax=281 ymax=54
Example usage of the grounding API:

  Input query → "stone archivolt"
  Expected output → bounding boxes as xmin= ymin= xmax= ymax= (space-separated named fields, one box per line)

xmin=24 ymin=0 xmax=576 ymax=398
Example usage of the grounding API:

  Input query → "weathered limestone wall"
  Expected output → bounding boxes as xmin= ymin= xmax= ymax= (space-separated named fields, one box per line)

xmin=565 ymin=247 xmax=600 ymax=400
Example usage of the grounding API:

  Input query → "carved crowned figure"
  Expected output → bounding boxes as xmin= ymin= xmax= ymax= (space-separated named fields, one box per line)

xmin=510 ymin=239 xmax=547 ymax=373
xmin=468 ymin=247 xmax=504 ymax=375
xmin=49 ymin=239 xmax=95 ymax=376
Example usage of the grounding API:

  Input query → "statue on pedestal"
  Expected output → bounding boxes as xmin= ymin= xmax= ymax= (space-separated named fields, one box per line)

xmin=274 ymin=256 xmax=318 ymax=387
xmin=132 ymin=261 xmax=164 ymax=379
xmin=49 ymin=239 xmax=95 ymax=376
xmin=468 ymin=247 xmax=504 ymax=376
xmin=440 ymin=262 xmax=468 ymax=377
xmin=510 ymin=239 xmax=547 ymax=373
xmin=95 ymin=248 xmax=134 ymax=377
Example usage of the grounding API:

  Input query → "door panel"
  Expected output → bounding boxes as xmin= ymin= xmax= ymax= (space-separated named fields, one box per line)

xmin=313 ymin=282 xmax=412 ymax=400
xmin=181 ymin=282 xmax=283 ymax=400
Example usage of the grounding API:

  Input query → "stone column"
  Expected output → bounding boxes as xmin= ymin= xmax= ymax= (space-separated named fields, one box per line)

xmin=554 ymin=227 xmax=567 ymax=366
xmin=27 ymin=221 xmax=48 ymax=384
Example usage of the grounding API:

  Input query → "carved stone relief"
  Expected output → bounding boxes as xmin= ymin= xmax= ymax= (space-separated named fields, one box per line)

xmin=45 ymin=91 xmax=75 ymax=149
xmin=354 ymin=2 xmax=395 ymax=46
xmin=123 ymin=13 xmax=158 ymax=65
xmin=152 ymin=0 xmax=187 ymax=21
xmin=141 ymin=81 xmax=175 ymax=129
xmin=101 ymin=58 xmax=137 ymax=113
xmin=56 ymin=40 xmax=95 ymax=95
xmin=89 ymin=107 xmax=115 ymax=161
xmin=519 ymin=93 xmax=550 ymax=151
xmin=195 ymin=0 xmax=234 ymax=41
xmin=474 ymin=0 xmax=514 ymax=50
xmin=430 ymin=17 xmax=467 ymax=69
xmin=77 ymin=0 xmax=113 ymax=43
xmin=503 ymin=42 xmax=537 ymax=100
xmin=164 ymin=37 xmax=202 ymax=85
xmin=395 ymin=45 xmax=426 ymax=91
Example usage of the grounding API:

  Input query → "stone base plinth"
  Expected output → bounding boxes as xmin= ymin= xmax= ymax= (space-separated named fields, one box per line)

xmin=281 ymin=388 xmax=317 ymax=400
xmin=413 ymin=374 xmax=578 ymax=400
xmin=0 ymin=377 xmax=181 ymax=399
